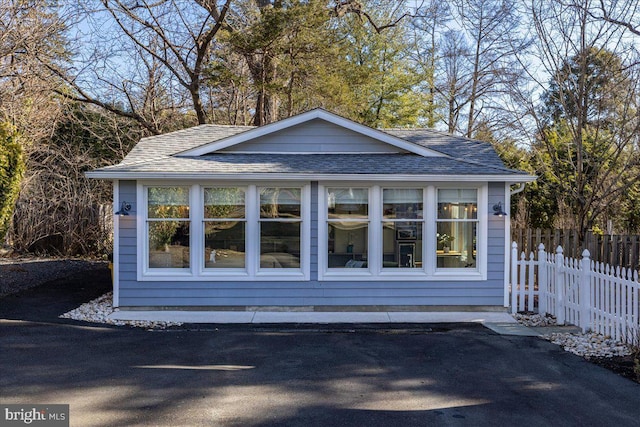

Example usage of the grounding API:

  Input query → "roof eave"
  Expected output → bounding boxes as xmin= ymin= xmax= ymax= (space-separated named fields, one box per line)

xmin=85 ymin=171 xmax=537 ymax=182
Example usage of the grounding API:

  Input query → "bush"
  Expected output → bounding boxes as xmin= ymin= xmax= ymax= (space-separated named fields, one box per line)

xmin=0 ymin=123 xmax=24 ymax=242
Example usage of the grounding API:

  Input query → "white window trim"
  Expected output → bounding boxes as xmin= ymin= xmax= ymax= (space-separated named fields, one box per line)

xmin=378 ymin=185 xmax=426 ymax=275
xmin=432 ymin=184 xmax=487 ymax=281
xmin=137 ymin=181 xmax=310 ymax=281
xmin=255 ymin=185 xmax=311 ymax=280
xmin=137 ymin=184 xmax=194 ymax=281
xmin=318 ymin=182 xmax=487 ymax=281
xmin=199 ymin=185 xmax=249 ymax=277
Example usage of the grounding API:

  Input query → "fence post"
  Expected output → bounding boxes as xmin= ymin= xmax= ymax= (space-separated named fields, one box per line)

xmin=511 ymin=242 xmax=518 ymax=314
xmin=538 ymin=243 xmax=547 ymax=315
xmin=579 ymin=249 xmax=592 ymax=333
xmin=555 ymin=246 xmax=565 ymax=325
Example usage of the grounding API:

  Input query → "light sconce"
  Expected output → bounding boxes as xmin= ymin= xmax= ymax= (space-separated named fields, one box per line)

xmin=115 ymin=201 xmax=132 ymax=216
xmin=492 ymin=202 xmax=507 ymax=217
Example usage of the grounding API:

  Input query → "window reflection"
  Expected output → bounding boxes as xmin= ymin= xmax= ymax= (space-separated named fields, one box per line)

xmin=436 ymin=189 xmax=478 ymax=269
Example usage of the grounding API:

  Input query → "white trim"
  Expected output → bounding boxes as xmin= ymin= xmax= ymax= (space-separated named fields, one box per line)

xmin=217 ymin=151 xmax=407 ymax=155
xmin=86 ymin=171 xmax=537 ymax=183
xmin=434 ymin=184 xmax=487 ymax=280
xmin=138 ymin=184 xmax=194 ymax=280
xmin=424 ymin=186 xmax=437 ymax=275
xmin=177 ymin=109 xmax=447 ymax=158
xmin=504 ymin=182 xmax=511 ymax=307
xmin=112 ymin=180 xmax=120 ymax=308
xmin=199 ymin=185 xmax=248 ymax=276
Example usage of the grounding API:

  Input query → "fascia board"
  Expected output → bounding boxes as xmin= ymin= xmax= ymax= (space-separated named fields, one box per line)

xmin=176 ymin=109 xmax=447 ymax=158
xmin=85 ymin=171 xmax=537 ymax=182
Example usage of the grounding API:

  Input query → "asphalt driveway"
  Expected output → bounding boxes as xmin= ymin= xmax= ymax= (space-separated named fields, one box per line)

xmin=1 ymin=268 xmax=639 ymax=426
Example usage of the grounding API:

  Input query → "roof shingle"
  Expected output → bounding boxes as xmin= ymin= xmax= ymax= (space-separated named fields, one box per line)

xmin=90 ymin=111 xmax=531 ymax=179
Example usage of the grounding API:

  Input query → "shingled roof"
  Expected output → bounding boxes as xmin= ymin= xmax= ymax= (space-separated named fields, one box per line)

xmin=87 ymin=109 xmax=533 ymax=181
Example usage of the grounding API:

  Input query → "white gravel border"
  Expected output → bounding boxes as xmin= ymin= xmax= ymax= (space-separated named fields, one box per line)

xmin=513 ymin=313 xmax=632 ymax=358
xmin=60 ymin=292 xmax=183 ymax=329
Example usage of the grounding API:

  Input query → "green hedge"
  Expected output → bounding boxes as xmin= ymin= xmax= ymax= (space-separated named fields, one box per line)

xmin=0 ymin=122 xmax=24 ymax=242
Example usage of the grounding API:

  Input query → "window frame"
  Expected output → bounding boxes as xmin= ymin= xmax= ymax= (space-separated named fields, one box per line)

xmin=137 ymin=182 xmax=310 ymax=281
xmin=140 ymin=185 xmax=194 ymax=278
xmin=201 ymin=185 xmax=248 ymax=275
xmin=433 ymin=185 xmax=487 ymax=279
xmin=379 ymin=187 xmax=426 ymax=273
xmin=324 ymin=186 xmax=372 ymax=276
xmin=257 ymin=186 xmax=306 ymax=275
xmin=318 ymin=182 xmax=487 ymax=281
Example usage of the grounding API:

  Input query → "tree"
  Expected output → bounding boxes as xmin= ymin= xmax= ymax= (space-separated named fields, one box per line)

xmin=0 ymin=123 xmax=24 ymax=242
xmin=221 ymin=0 xmax=337 ymax=125
xmin=438 ymin=29 xmax=471 ymax=133
xmin=574 ymin=0 xmax=640 ymax=37
xmin=449 ymin=0 xmax=531 ymax=137
xmin=335 ymin=6 xmax=427 ymax=127
xmin=530 ymin=0 xmax=640 ymax=239
xmin=410 ymin=1 xmax=451 ymax=128
xmin=10 ymin=103 xmax=142 ymax=255
xmin=52 ymin=0 xmax=233 ymax=134
xmin=0 ymin=0 xmax=68 ymax=142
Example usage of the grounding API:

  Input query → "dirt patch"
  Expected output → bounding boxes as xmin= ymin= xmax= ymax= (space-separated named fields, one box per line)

xmin=0 ymin=257 xmax=107 ymax=297
xmin=589 ymin=354 xmax=640 ymax=384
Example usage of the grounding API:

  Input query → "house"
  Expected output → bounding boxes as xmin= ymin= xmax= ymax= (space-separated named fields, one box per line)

xmin=87 ymin=109 xmax=535 ymax=310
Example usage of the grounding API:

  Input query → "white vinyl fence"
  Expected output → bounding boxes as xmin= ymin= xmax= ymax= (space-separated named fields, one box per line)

xmin=510 ymin=242 xmax=640 ymax=345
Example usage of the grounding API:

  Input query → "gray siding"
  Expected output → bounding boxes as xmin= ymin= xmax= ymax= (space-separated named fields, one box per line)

xmin=221 ymin=119 xmax=405 ymax=153
xmin=118 ymin=181 xmax=138 ymax=297
xmin=117 ymin=181 xmax=507 ymax=307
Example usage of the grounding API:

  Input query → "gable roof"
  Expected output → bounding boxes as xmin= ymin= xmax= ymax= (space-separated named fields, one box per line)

xmin=176 ymin=109 xmax=446 ymax=158
xmin=87 ymin=109 xmax=535 ymax=182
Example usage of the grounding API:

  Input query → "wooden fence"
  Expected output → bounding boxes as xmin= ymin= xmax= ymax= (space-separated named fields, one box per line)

xmin=511 ymin=242 xmax=640 ymax=345
xmin=512 ymin=228 xmax=640 ymax=273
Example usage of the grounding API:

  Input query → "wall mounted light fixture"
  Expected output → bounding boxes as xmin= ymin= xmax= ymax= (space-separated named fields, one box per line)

xmin=492 ymin=202 xmax=507 ymax=217
xmin=115 ymin=201 xmax=132 ymax=216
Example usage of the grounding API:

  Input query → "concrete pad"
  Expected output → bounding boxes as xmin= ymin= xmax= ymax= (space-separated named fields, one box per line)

xmin=388 ymin=311 xmax=517 ymax=324
xmin=108 ymin=310 xmax=520 ymax=325
xmin=251 ymin=311 xmax=391 ymax=323
xmin=483 ymin=322 xmax=540 ymax=336
xmin=109 ymin=310 xmax=255 ymax=323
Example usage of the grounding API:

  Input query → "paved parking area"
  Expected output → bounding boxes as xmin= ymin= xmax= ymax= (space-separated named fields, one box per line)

xmin=1 ymin=269 xmax=639 ymax=426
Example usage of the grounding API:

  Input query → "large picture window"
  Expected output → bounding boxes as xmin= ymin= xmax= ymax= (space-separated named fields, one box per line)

xmin=203 ymin=187 xmax=246 ymax=269
xmin=140 ymin=183 xmax=308 ymax=280
xmin=139 ymin=182 xmax=486 ymax=281
xmin=319 ymin=184 xmax=486 ymax=281
xmin=436 ymin=189 xmax=478 ymax=269
xmin=326 ymin=188 xmax=369 ymax=269
xmin=147 ymin=187 xmax=190 ymax=269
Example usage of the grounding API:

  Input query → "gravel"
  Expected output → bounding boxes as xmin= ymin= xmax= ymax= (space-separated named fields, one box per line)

xmin=513 ymin=313 xmax=632 ymax=358
xmin=60 ymin=292 xmax=183 ymax=329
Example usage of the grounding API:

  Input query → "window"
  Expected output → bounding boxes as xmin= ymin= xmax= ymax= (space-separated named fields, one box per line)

xmin=203 ymin=187 xmax=246 ymax=269
xmin=382 ymin=189 xmax=423 ymax=269
xmin=259 ymin=188 xmax=302 ymax=269
xmin=146 ymin=187 xmax=190 ymax=269
xmin=326 ymin=188 xmax=369 ymax=269
xmin=436 ymin=189 xmax=478 ymax=269
xmin=319 ymin=184 xmax=486 ymax=281
xmin=139 ymin=183 xmax=309 ymax=281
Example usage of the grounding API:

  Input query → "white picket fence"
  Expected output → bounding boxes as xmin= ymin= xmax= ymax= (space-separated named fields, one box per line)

xmin=510 ymin=242 xmax=640 ymax=345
